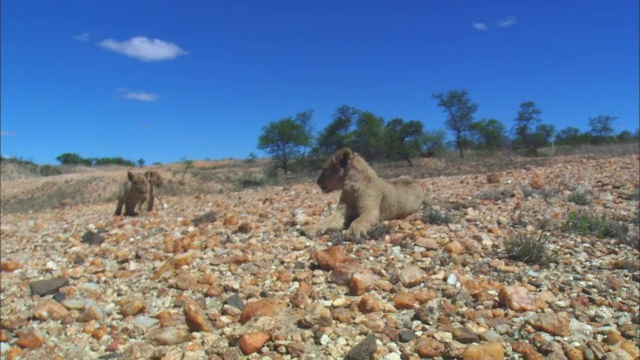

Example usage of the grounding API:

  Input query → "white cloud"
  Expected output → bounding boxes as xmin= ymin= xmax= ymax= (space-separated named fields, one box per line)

xmin=73 ymin=32 xmax=91 ymax=42
xmin=498 ymin=16 xmax=517 ymax=28
xmin=118 ymin=88 xmax=159 ymax=102
xmin=472 ymin=21 xmax=488 ymax=31
xmin=1 ymin=131 xmax=17 ymax=136
xmin=98 ymin=36 xmax=187 ymax=62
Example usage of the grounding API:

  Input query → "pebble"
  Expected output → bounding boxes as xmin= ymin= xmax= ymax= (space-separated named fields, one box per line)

xmin=346 ymin=334 xmax=377 ymax=360
xmin=238 ymin=331 xmax=270 ymax=355
xmin=148 ymin=326 xmax=192 ymax=345
xmin=29 ymin=278 xmax=69 ymax=296
xmin=460 ymin=342 xmax=504 ymax=360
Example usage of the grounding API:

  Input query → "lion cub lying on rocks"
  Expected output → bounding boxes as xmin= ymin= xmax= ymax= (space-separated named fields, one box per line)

xmin=114 ymin=171 xmax=150 ymax=217
xmin=303 ymin=147 xmax=425 ymax=239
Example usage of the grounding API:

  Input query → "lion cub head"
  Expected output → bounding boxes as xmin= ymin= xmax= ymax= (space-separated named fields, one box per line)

xmin=128 ymin=171 xmax=150 ymax=195
xmin=316 ymin=148 xmax=354 ymax=193
xmin=145 ymin=170 xmax=163 ymax=187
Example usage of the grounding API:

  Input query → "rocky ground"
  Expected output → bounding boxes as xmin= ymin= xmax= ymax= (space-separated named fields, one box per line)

xmin=0 ymin=151 xmax=639 ymax=359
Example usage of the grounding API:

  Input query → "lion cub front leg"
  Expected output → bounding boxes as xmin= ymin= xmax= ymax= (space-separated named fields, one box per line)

xmin=114 ymin=196 xmax=125 ymax=216
xmin=303 ymin=203 xmax=347 ymax=236
xmin=347 ymin=209 xmax=379 ymax=240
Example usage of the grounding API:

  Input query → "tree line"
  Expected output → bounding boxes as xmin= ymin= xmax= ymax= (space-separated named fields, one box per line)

xmin=258 ymin=89 xmax=638 ymax=174
xmin=55 ymin=153 xmax=145 ymax=167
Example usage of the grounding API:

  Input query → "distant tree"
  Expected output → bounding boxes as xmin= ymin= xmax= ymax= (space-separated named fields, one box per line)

xmin=384 ymin=118 xmax=424 ymax=166
xmin=588 ymin=115 xmax=617 ymax=145
xmin=469 ymin=118 xmax=507 ymax=151
xmin=56 ymin=153 xmax=92 ymax=166
xmin=351 ymin=111 xmax=385 ymax=161
xmin=258 ymin=110 xmax=313 ymax=175
xmin=616 ymin=130 xmax=634 ymax=143
xmin=531 ymin=123 xmax=556 ymax=149
xmin=421 ymin=130 xmax=447 ymax=157
xmin=555 ymin=127 xmax=584 ymax=146
xmin=513 ymin=101 xmax=543 ymax=155
xmin=432 ymin=89 xmax=478 ymax=158
xmin=313 ymin=105 xmax=360 ymax=159
xmin=137 ymin=158 xmax=145 ymax=167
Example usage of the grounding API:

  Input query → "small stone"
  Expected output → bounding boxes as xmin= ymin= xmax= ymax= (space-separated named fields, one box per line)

xmin=329 ymin=259 xmax=362 ymax=285
xmin=393 ymin=293 xmax=417 ymax=309
xmin=487 ymin=173 xmax=501 ymax=184
xmin=191 ymin=211 xmax=217 ymax=226
xmin=236 ymin=221 xmax=252 ymax=234
xmin=29 ymin=278 xmax=69 ymax=296
xmin=605 ymin=331 xmax=624 ymax=345
xmin=512 ymin=341 xmax=543 ymax=360
xmin=398 ymin=330 xmax=417 ymax=343
xmin=92 ymin=326 xmax=109 ymax=340
xmin=238 ymin=331 xmax=270 ymax=355
xmin=415 ymin=338 xmax=445 ymax=358
xmin=346 ymin=334 xmax=377 ymax=360
xmin=444 ymin=240 xmax=465 ymax=254
xmin=461 ymin=342 xmax=504 ymax=360
xmin=81 ymin=230 xmax=105 ymax=245
xmin=348 ymin=269 xmax=375 ymax=295
xmin=397 ymin=266 xmax=425 ymax=287
xmin=620 ymin=342 xmax=640 ymax=359
xmin=498 ymin=285 xmax=536 ymax=312
xmin=530 ymin=172 xmax=545 ymax=190
xmin=184 ymin=301 xmax=212 ymax=332
xmin=6 ymin=347 xmax=26 ymax=359
xmin=77 ymin=303 xmax=104 ymax=322
xmin=119 ymin=297 xmax=147 ymax=317
xmin=148 ymin=325 xmax=192 ymax=345
xmin=239 ymin=298 xmax=286 ymax=324
xmin=32 ymin=299 xmax=70 ymax=321
xmin=358 ymin=294 xmax=382 ymax=313
xmin=298 ymin=303 xmax=332 ymax=328
xmin=452 ymin=327 xmax=480 ymax=344
xmin=565 ymin=347 xmax=584 ymax=360
xmin=528 ymin=312 xmax=571 ymax=337
xmin=1 ymin=261 xmax=22 ymax=272
xmin=415 ymin=237 xmax=439 ymax=250
xmin=151 ymin=259 xmax=176 ymax=280
xmin=224 ymin=293 xmax=245 ymax=310
xmin=313 ymin=246 xmax=350 ymax=271
xmin=132 ymin=315 xmax=160 ymax=328
xmin=16 ymin=333 xmax=43 ymax=350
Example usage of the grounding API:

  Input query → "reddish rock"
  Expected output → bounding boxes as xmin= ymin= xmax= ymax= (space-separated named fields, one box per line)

xmin=330 ymin=259 xmax=363 ymax=285
xmin=92 ymin=326 xmax=109 ymax=340
xmin=32 ymin=299 xmax=70 ymax=321
xmin=444 ymin=240 xmax=465 ymax=254
xmin=6 ymin=347 xmax=26 ymax=360
xmin=240 ymin=299 xmax=286 ymax=324
xmin=498 ymin=285 xmax=536 ymax=312
xmin=348 ymin=269 xmax=375 ymax=295
xmin=236 ymin=221 xmax=253 ymax=234
xmin=412 ymin=289 xmax=438 ymax=303
xmin=119 ymin=297 xmax=147 ymax=317
xmin=16 ymin=333 xmax=43 ymax=350
xmin=461 ymin=342 xmax=504 ymax=360
xmin=415 ymin=237 xmax=439 ymax=250
xmin=239 ymin=331 xmax=270 ymax=355
xmin=1 ymin=260 xmax=22 ymax=272
xmin=184 ymin=301 xmax=213 ymax=332
xmin=452 ymin=326 xmax=480 ymax=343
xmin=528 ymin=312 xmax=571 ymax=337
xmin=313 ymin=246 xmax=350 ymax=271
xmin=415 ymin=338 xmax=445 ymax=358
xmin=393 ymin=292 xmax=418 ymax=309
xmin=397 ymin=266 xmax=425 ymax=287
xmin=620 ymin=341 xmax=640 ymax=359
xmin=487 ymin=173 xmax=501 ymax=184
xmin=358 ymin=294 xmax=382 ymax=313
xmin=174 ymin=251 xmax=194 ymax=268
xmin=530 ymin=172 xmax=545 ymax=190
xmin=512 ymin=341 xmax=543 ymax=360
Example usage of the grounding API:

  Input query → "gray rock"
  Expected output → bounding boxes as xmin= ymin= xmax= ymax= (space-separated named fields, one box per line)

xmin=398 ymin=330 xmax=417 ymax=343
xmin=81 ymin=231 xmax=105 ymax=245
xmin=346 ymin=334 xmax=377 ymax=360
xmin=29 ymin=278 xmax=69 ymax=296
xmin=224 ymin=293 xmax=244 ymax=310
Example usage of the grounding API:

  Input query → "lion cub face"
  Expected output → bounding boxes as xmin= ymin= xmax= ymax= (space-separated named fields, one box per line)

xmin=128 ymin=171 xmax=150 ymax=195
xmin=145 ymin=170 xmax=163 ymax=187
xmin=316 ymin=148 xmax=352 ymax=193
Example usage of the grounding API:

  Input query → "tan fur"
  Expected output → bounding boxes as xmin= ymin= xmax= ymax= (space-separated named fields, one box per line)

xmin=142 ymin=170 xmax=164 ymax=212
xmin=114 ymin=171 xmax=150 ymax=216
xmin=304 ymin=148 xmax=426 ymax=238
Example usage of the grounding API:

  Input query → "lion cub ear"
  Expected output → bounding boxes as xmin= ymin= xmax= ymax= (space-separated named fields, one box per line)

xmin=127 ymin=171 xmax=135 ymax=181
xmin=335 ymin=148 xmax=353 ymax=168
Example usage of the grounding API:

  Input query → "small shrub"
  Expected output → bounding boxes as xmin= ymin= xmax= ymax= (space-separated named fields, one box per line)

xmin=476 ymin=188 xmax=514 ymax=201
xmin=366 ymin=223 xmax=392 ymax=240
xmin=567 ymin=189 xmax=591 ymax=205
xmin=39 ymin=165 xmax=62 ymax=177
xmin=562 ymin=210 xmax=630 ymax=240
xmin=504 ymin=233 xmax=560 ymax=266
xmin=422 ymin=208 xmax=455 ymax=225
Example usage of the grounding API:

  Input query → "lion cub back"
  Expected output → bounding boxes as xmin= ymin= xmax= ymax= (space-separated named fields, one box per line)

xmin=380 ymin=176 xmax=425 ymax=220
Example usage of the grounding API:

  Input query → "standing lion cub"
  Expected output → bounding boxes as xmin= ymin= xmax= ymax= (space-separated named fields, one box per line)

xmin=303 ymin=147 xmax=426 ymax=239
xmin=114 ymin=171 xmax=150 ymax=217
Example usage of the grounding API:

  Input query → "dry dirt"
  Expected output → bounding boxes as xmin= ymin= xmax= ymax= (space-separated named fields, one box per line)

xmin=0 ymin=149 xmax=639 ymax=359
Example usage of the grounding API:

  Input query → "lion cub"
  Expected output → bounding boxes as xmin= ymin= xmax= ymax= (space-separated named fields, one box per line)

xmin=143 ymin=170 xmax=164 ymax=212
xmin=304 ymin=148 xmax=425 ymax=238
xmin=114 ymin=171 xmax=150 ymax=216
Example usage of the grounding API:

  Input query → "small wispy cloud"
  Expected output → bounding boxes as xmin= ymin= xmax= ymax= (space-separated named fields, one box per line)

xmin=118 ymin=88 xmax=159 ymax=102
xmin=98 ymin=36 xmax=187 ymax=62
xmin=73 ymin=32 xmax=91 ymax=42
xmin=497 ymin=16 xmax=517 ymax=28
xmin=472 ymin=21 xmax=488 ymax=31
xmin=1 ymin=131 xmax=17 ymax=136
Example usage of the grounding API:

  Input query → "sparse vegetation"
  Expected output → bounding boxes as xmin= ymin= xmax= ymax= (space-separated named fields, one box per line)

xmin=422 ymin=207 xmax=456 ymax=225
xmin=366 ymin=223 xmax=392 ymax=240
xmin=504 ymin=232 xmax=560 ymax=266
xmin=562 ymin=210 xmax=630 ymax=241
xmin=567 ymin=188 xmax=591 ymax=205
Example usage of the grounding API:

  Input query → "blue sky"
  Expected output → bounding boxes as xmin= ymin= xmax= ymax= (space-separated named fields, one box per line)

xmin=2 ymin=1 xmax=638 ymax=165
